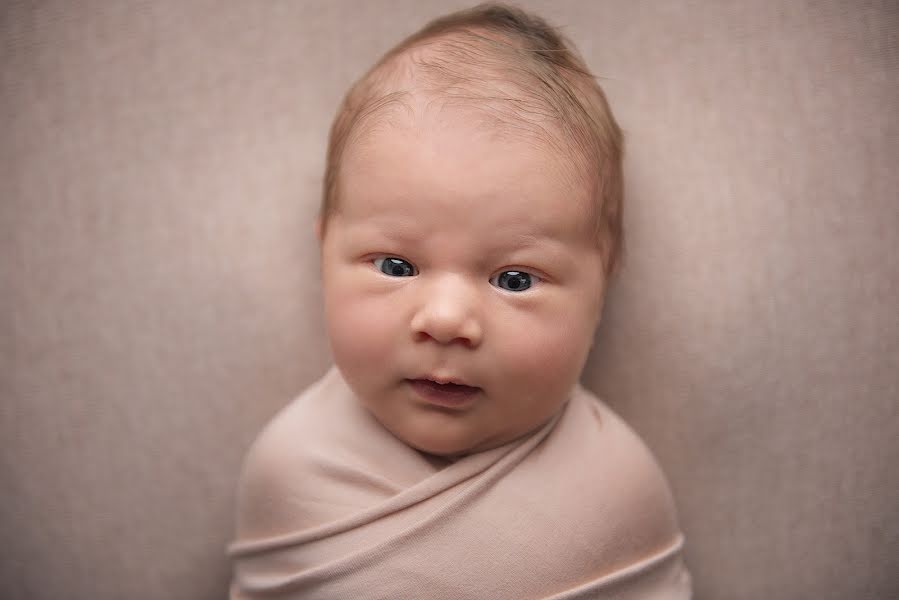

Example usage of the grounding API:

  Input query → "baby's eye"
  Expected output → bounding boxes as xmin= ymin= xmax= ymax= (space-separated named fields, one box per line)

xmin=490 ymin=270 xmax=538 ymax=292
xmin=374 ymin=256 xmax=417 ymax=277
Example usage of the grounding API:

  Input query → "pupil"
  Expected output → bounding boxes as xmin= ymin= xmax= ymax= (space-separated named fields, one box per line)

xmin=500 ymin=271 xmax=530 ymax=291
xmin=391 ymin=264 xmax=404 ymax=276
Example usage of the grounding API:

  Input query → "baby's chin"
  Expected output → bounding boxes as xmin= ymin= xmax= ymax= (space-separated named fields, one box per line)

xmin=371 ymin=415 xmax=493 ymax=458
xmin=394 ymin=421 xmax=543 ymax=459
xmin=395 ymin=428 xmax=487 ymax=459
xmin=356 ymin=389 xmax=564 ymax=459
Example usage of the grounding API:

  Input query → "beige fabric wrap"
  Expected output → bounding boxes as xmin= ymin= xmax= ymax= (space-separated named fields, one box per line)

xmin=227 ymin=368 xmax=690 ymax=599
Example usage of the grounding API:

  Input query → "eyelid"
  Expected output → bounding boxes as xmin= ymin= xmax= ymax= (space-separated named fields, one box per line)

xmin=366 ymin=252 xmax=411 ymax=262
xmin=490 ymin=266 xmax=545 ymax=282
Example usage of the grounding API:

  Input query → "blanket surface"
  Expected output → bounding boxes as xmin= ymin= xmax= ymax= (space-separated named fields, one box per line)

xmin=228 ymin=367 xmax=691 ymax=599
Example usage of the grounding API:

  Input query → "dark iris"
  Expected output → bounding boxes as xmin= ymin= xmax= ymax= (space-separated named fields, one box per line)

xmin=380 ymin=257 xmax=416 ymax=277
xmin=497 ymin=271 xmax=532 ymax=291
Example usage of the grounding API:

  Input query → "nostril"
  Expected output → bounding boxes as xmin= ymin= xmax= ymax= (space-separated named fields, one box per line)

xmin=412 ymin=326 xmax=480 ymax=346
xmin=412 ymin=327 xmax=480 ymax=347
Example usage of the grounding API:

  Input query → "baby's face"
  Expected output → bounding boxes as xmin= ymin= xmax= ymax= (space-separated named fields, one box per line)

xmin=319 ymin=110 xmax=605 ymax=456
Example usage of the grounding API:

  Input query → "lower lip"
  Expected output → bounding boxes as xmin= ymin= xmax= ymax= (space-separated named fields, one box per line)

xmin=407 ymin=379 xmax=480 ymax=409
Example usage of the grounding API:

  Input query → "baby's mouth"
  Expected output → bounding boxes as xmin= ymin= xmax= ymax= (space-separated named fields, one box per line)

xmin=406 ymin=379 xmax=481 ymax=408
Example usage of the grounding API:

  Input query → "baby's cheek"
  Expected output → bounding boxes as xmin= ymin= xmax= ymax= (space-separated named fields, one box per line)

xmin=502 ymin=316 xmax=591 ymax=386
xmin=325 ymin=289 xmax=397 ymax=365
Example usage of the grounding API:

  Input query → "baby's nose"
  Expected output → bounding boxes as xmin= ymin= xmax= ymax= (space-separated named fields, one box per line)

xmin=410 ymin=276 xmax=483 ymax=348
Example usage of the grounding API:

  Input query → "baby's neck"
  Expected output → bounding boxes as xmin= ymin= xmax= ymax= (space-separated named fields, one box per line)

xmin=419 ymin=450 xmax=458 ymax=470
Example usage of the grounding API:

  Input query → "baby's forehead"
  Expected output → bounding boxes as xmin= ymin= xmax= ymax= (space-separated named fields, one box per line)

xmin=344 ymin=85 xmax=593 ymax=195
xmin=338 ymin=116 xmax=597 ymax=242
xmin=347 ymin=108 xmax=586 ymax=190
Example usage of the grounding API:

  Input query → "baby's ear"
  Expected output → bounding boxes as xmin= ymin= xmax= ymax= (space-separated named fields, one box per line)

xmin=314 ymin=216 xmax=323 ymax=241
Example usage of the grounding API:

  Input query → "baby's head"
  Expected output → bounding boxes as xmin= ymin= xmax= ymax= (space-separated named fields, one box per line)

xmin=317 ymin=3 xmax=623 ymax=457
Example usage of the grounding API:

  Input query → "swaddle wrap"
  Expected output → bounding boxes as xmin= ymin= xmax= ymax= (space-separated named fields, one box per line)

xmin=228 ymin=367 xmax=691 ymax=599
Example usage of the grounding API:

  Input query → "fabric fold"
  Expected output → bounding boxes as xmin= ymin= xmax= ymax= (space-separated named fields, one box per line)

xmin=228 ymin=367 xmax=691 ymax=599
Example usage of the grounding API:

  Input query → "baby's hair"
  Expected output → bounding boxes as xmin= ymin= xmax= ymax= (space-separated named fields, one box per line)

xmin=320 ymin=3 xmax=624 ymax=277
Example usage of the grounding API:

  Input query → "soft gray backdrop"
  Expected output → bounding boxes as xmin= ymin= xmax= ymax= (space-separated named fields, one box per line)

xmin=2 ymin=1 xmax=897 ymax=598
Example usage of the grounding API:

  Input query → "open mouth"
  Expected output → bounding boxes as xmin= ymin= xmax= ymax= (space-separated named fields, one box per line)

xmin=407 ymin=379 xmax=481 ymax=408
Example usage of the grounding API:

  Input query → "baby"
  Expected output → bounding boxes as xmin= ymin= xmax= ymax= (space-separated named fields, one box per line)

xmin=228 ymin=4 xmax=690 ymax=598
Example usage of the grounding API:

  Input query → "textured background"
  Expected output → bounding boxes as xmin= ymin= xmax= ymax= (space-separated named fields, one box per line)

xmin=2 ymin=1 xmax=897 ymax=598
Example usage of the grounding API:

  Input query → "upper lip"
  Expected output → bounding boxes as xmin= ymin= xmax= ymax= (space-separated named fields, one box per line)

xmin=410 ymin=374 xmax=478 ymax=388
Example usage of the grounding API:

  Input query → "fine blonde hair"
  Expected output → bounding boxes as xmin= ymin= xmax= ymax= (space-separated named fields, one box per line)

xmin=320 ymin=3 xmax=624 ymax=276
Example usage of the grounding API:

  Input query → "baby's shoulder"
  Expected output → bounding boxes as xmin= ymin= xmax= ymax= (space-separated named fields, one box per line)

xmin=578 ymin=385 xmax=676 ymax=486
xmin=232 ymin=368 xmax=357 ymax=539
xmin=565 ymin=386 xmax=685 ymax=564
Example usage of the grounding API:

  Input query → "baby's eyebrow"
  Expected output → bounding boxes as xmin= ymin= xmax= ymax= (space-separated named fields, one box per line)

xmin=486 ymin=230 xmax=570 ymax=252
xmin=347 ymin=218 xmax=573 ymax=260
xmin=380 ymin=224 xmax=423 ymax=242
xmin=503 ymin=232 xmax=555 ymax=247
xmin=347 ymin=216 xmax=422 ymax=242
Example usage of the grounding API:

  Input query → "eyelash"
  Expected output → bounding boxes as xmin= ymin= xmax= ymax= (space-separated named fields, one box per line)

xmin=371 ymin=256 xmax=541 ymax=292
